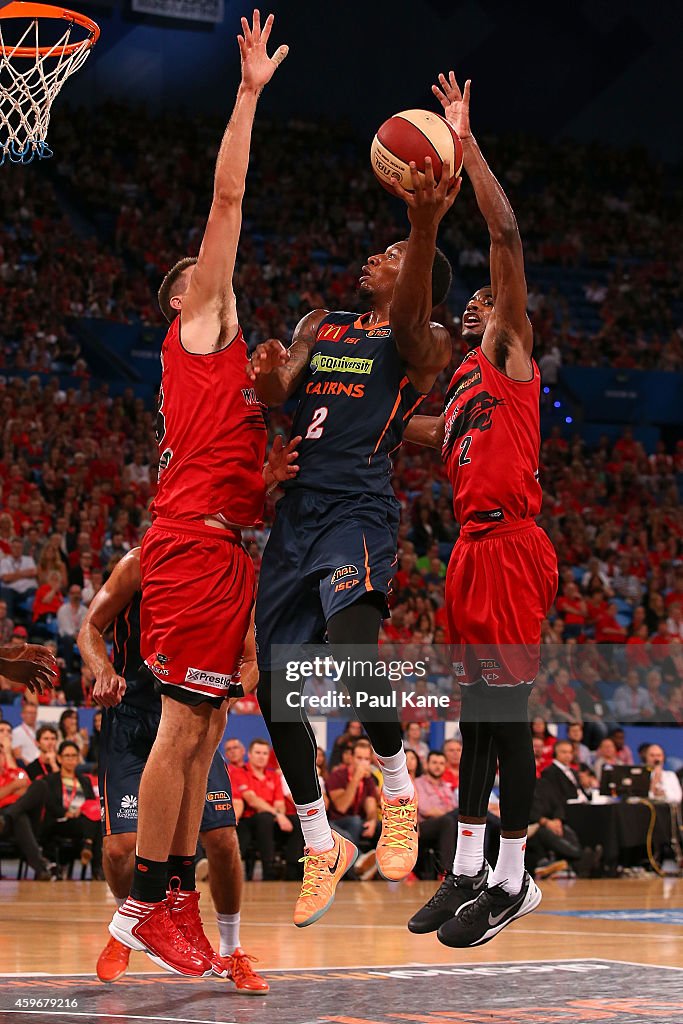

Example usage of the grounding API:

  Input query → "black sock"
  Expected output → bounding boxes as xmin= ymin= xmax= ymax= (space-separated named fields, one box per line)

xmin=167 ymin=854 xmax=196 ymax=892
xmin=130 ymin=855 xmax=168 ymax=903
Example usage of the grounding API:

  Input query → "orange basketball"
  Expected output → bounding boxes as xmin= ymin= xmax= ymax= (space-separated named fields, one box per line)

xmin=370 ymin=109 xmax=463 ymax=193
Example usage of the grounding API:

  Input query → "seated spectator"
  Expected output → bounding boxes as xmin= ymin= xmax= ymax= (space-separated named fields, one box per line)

xmin=541 ymin=740 xmax=590 ymax=803
xmin=32 ymin=570 xmax=64 ymax=630
xmin=233 ymin=738 xmax=299 ymax=880
xmin=643 ymin=743 xmax=683 ymax=805
xmin=547 ymin=668 xmax=581 ymax=724
xmin=223 ymin=737 xmax=246 ymax=821
xmin=566 ymin=722 xmax=591 ymax=765
xmin=26 ymin=725 xmax=60 ymax=780
xmin=404 ymin=747 xmax=423 ymax=781
xmin=87 ymin=710 xmax=102 ymax=770
xmin=613 ymin=669 xmax=656 ymax=723
xmin=0 ymin=735 xmax=30 ymax=808
xmin=574 ymin=666 xmax=609 ymax=745
xmin=329 ymin=720 xmax=364 ymax=769
xmin=533 ymin=737 xmax=546 ymax=778
xmin=414 ymin=750 xmax=457 ymax=876
xmin=527 ymin=756 xmax=596 ymax=879
xmin=327 ymin=738 xmax=380 ymax=852
xmin=555 ymin=581 xmax=587 ymax=639
xmin=58 ymin=709 xmax=89 ymax=761
xmin=442 ymin=737 xmax=461 ymax=790
xmin=0 ymin=600 xmax=14 ymax=645
xmin=531 ymin=717 xmax=556 ymax=770
xmin=403 ymin=721 xmax=430 ymax=767
xmin=0 ymin=740 xmax=100 ymax=879
xmin=11 ymin=701 xmax=39 ymax=766
xmin=56 ymin=585 xmax=87 ymax=670
xmin=593 ymin=737 xmax=620 ymax=781
xmin=0 ymin=536 xmax=38 ymax=617
xmin=608 ymin=727 xmax=634 ymax=766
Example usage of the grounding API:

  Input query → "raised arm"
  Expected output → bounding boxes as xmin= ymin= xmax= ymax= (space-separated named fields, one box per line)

xmin=433 ymin=73 xmax=532 ymax=378
xmin=78 ymin=548 xmax=141 ymax=708
xmin=403 ymin=414 xmax=445 ymax=449
xmin=390 ymin=163 xmax=459 ymax=393
xmin=181 ymin=11 xmax=288 ymax=354
xmin=248 ymin=308 xmax=327 ymax=406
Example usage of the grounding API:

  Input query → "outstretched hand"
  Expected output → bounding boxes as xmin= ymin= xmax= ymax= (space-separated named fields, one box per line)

xmin=264 ymin=434 xmax=301 ymax=493
xmin=247 ymin=338 xmax=289 ymax=381
xmin=390 ymin=157 xmax=461 ymax=229
xmin=238 ymin=10 xmax=288 ymax=93
xmin=432 ymin=72 xmax=472 ymax=141
xmin=0 ymin=642 xmax=57 ymax=696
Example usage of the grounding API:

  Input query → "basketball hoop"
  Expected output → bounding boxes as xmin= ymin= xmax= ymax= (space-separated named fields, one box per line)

xmin=0 ymin=1 xmax=99 ymax=165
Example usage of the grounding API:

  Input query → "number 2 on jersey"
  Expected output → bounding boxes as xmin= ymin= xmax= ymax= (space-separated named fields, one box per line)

xmin=459 ymin=435 xmax=473 ymax=466
xmin=305 ymin=406 xmax=328 ymax=440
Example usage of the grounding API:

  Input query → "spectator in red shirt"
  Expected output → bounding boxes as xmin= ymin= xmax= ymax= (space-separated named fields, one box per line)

xmin=442 ymin=737 xmax=461 ymax=791
xmin=531 ymin=718 xmax=556 ymax=771
xmin=327 ymin=738 xmax=380 ymax=851
xmin=223 ymin=738 xmax=246 ymax=820
xmin=0 ymin=740 xmax=30 ymax=808
xmin=555 ymin=582 xmax=588 ymax=639
xmin=594 ymin=603 xmax=627 ymax=644
xmin=233 ymin=738 xmax=299 ymax=881
xmin=547 ymin=668 xmax=581 ymax=724
xmin=32 ymin=570 xmax=64 ymax=627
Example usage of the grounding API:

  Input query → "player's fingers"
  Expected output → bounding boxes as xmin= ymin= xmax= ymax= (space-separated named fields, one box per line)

xmin=252 ymin=8 xmax=261 ymax=41
xmin=271 ymin=43 xmax=288 ymax=67
xmin=241 ymin=17 xmax=252 ymax=44
xmin=448 ymin=70 xmax=461 ymax=96
xmin=261 ymin=11 xmax=274 ymax=44
xmin=463 ymin=79 xmax=471 ymax=105
xmin=271 ymin=433 xmax=284 ymax=454
xmin=246 ymin=359 xmax=256 ymax=380
xmin=237 ymin=35 xmax=247 ymax=60
xmin=389 ymin=180 xmax=413 ymax=204
xmin=436 ymin=159 xmax=451 ymax=196
xmin=432 ymin=83 xmax=448 ymax=107
xmin=289 ymin=434 xmax=303 ymax=448
xmin=409 ymin=160 xmax=422 ymax=193
xmin=423 ymin=157 xmax=436 ymax=190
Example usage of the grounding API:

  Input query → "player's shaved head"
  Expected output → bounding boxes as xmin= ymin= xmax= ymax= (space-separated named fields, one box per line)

xmin=158 ymin=257 xmax=198 ymax=323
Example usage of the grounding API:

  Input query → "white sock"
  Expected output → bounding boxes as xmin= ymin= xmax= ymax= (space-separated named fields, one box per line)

xmin=452 ymin=822 xmax=486 ymax=876
xmin=216 ymin=912 xmax=241 ymax=955
xmin=295 ymin=797 xmax=333 ymax=852
xmin=376 ymin=748 xmax=414 ymax=800
xmin=489 ymin=835 xmax=527 ymax=895
xmin=115 ymin=896 xmax=126 ymax=908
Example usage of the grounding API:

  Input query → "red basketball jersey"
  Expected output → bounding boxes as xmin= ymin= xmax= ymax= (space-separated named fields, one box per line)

xmin=442 ymin=347 xmax=542 ymax=535
xmin=152 ymin=318 xmax=267 ymax=527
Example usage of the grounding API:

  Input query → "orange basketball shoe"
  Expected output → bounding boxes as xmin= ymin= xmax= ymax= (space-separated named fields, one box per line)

xmin=222 ymin=947 xmax=270 ymax=994
xmin=376 ymin=789 xmax=419 ymax=881
xmin=293 ymin=830 xmax=358 ymax=928
xmin=96 ymin=934 xmax=131 ymax=983
xmin=168 ymin=888 xmax=229 ymax=978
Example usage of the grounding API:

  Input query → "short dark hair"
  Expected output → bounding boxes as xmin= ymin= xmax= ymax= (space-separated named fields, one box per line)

xmin=58 ymin=740 xmax=79 ymax=756
xmin=37 ymin=725 xmax=57 ymax=741
xmin=248 ymin=737 xmax=271 ymax=753
xmin=432 ymin=247 xmax=453 ymax=307
xmin=352 ymin=738 xmax=372 ymax=754
xmin=427 ymin=749 xmax=446 ymax=760
xmin=158 ymin=257 xmax=197 ymax=323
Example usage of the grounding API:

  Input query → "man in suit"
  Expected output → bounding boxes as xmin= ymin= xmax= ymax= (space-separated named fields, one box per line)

xmin=527 ymin=741 xmax=597 ymax=877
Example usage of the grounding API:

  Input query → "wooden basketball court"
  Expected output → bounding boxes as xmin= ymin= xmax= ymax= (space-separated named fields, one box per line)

xmin=2 ymin=876 xmax=683 ymax=1023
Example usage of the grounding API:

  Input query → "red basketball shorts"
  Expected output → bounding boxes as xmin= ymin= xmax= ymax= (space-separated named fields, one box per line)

xmin=140 ymin=517 xmax=255 ymax=702
xmin=446 ymin=519 xmax=558 ymax=687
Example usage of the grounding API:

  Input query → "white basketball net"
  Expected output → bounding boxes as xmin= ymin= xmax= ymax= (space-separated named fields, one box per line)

xmin=0 ymin=16 xmax=94 ymax=164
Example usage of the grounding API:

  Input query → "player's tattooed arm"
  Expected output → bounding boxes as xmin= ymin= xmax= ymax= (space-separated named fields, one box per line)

xmin=403 ymin=414 xmax=445 ymax=449
xmin=390 ymin=159 xmax=458 ymax=393
xmin=248 ymin=308 xmax=328 ymax=405
xmin=78 ymin=549 xmax=141 ymax=707
xmin=433 ymin=72 xmax=532 ymax=377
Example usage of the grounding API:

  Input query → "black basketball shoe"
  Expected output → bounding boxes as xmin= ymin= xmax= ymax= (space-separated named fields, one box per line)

xmin=437 ymin=871 xmax=542 ymax=948
xmin=407 ymin=863 xmax=489 ymax=934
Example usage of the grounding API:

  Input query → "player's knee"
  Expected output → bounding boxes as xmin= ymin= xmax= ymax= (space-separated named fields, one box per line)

xmin=103 ymin=833 xmax=135 ymax=872
xmin=202 ymin=825 xmax=238 ymax=861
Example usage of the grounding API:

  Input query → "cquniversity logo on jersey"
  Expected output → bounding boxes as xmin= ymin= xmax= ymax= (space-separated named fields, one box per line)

xmin=310 ymin=353 xmax=374 ymax=375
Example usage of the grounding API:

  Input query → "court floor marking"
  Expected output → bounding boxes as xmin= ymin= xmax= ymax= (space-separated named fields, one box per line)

xmin=0 ymin=1014 xmax=238 ymax=1024
xmin=0 ymin=957 xmax=677 ymax=980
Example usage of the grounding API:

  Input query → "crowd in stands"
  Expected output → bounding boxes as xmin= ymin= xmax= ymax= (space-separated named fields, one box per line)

xmin=3 ymin=710 xmax=680 ymax=883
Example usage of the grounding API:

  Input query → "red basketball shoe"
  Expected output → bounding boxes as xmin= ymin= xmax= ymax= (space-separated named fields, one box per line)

xmin=224 ymin=947 xmax=270 ymax=994
xmin=168 ymin=888 xmax=229 ymax=978
xmin=109 ymin=897 xmax=213 ymax=977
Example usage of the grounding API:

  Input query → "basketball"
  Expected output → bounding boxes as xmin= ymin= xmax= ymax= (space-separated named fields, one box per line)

xmin=370 ymin=108 xmax=463 ymax=193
